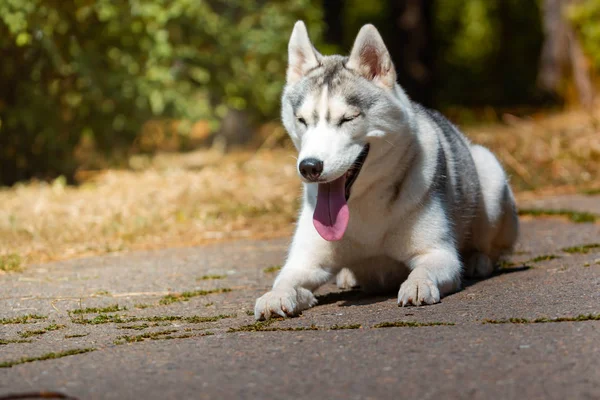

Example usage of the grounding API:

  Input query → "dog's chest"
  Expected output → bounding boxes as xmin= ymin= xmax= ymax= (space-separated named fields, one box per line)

xmin=344 ymin=193 xmax=395 ymax=251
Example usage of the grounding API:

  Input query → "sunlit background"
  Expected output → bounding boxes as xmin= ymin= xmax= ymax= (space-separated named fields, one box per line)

xmin=1 ymin=0 xmax=599 ymax=267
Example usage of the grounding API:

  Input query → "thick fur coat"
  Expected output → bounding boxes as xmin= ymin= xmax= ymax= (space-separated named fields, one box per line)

xmin=255 ymin=22 xmax=519 ymax=320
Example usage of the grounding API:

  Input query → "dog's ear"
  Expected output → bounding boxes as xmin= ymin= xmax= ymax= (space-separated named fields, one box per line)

xmin=287 ymin=21 xmax=321 ymax=84
xmin=347 ymin=24 xmax=396 ymax=89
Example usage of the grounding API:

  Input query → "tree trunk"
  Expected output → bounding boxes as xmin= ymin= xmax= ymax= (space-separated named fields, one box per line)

xmin=538 ymin=0 xmax=569 ymax=95
xmin=323 ymin=0 xmax=345 ymax=46
xmin=537 ymin=0 xmax=594 ymax=107
xmin=386 ymin=0 xmax=435 ymax=107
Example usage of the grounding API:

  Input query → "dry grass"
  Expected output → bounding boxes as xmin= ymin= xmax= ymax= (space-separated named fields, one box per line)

xmin=0 ymin=107 xmax=598 ymax=268
xmin=0 ymin=149 xmax=300 ymax=267
xmin=465 ymin=106 xmax=600 ymax=192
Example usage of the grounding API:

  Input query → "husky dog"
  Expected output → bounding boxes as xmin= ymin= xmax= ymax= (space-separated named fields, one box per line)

xmin=254 ymin=21 xmax=519 ymax=320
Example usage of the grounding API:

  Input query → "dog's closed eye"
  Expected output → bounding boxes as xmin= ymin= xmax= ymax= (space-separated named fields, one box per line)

xmin=339 ymin=114 xmax=360 ymax=126
xmin=296 ymin=116 xmax=307 ymax=126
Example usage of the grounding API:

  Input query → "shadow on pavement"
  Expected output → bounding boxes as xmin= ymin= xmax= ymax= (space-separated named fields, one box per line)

xmin=316 ymin=263 xmax=531 ymax=306
xmin=462 ymin=264 xmax=531 ymax=288
xmin=317 ymin=290 xmax=395 ymax=307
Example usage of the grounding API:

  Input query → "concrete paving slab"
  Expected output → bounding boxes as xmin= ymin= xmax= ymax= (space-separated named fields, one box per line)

xmin=2 ymin=323 xmax=598 ymax=400
xmin=1 ymin=205 xmax=599 ymax=399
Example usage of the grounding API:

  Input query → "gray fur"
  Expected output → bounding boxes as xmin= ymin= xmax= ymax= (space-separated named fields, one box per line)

xmin=255 ymin=22 xmax=519 ymax=320
xmin=414 ymin=104 xmax=482 ymax=251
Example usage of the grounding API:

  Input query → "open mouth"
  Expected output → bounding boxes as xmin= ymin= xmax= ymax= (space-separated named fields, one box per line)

xmin=312 ymin=143 xmax=370 ymax=242
xmin=344 ymin=144 xmax=370 ymax=200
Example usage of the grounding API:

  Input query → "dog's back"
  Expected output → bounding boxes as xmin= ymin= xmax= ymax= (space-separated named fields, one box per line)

xmin=413 ymin=104 xmax=482 ymax=251
xmin=413 ymin=103 xmax=518 ymax=277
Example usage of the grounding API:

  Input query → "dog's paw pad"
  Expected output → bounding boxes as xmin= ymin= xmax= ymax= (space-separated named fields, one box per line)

xmin=254 ymin=289 xmax=298 ymax=320
xmin=397 ymin=278 xmax=440 ymax=307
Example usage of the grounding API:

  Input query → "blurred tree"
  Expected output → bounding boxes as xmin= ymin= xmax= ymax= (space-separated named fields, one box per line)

xmin=323 ymin=0 xmax=345 ymax=46
xmin=570 ymin=0 xmax=600 ymax=68
xmin=538 ymin=0 xmax=595 ymax=107
xmin=329 ymin=0 xmax=544 ymax=108
xmin=332 ymin=0 xmax=435 ymax=106
xmin=385 ymin=0 xmax=435 ymax=106
xmin=566 ymin=0 xmax=599 ymax=106
xmin=2 ymin=0 xmax=597 ymax=186
xmin=433 ymin=0 xmax=544 ymax=108
xmin=0 ymin=0 xmax=323 ymax=185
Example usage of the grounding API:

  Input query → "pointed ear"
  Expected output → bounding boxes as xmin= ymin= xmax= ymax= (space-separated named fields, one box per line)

xmin=346 ymin=24 xmax=396 ymax=89
xmin=287 ymin=21 xmax=321 ymax=84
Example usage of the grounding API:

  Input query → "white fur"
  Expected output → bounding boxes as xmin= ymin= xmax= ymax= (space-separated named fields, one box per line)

xmin=255 ymin=22 xmax=518 ymax=320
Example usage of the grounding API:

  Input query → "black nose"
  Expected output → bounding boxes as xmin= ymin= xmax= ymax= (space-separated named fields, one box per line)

xmin=299 ymin=158 xmax=324 ymax=181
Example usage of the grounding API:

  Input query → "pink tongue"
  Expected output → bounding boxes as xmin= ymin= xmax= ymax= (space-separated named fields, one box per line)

xmin=313 ymin=175 xmax=349 ymax=241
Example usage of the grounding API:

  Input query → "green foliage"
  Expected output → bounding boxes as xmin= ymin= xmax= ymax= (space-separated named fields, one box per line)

xmin=434 ymin=0 xmax=543 ymax=106
xmin=0 ymin=0 xmax=323 ymax=184
xmin=338 ymin=0 xmax=544 ymax=107
xmin=0 ymin=253 xmax=22 ymax=272
xmin=569 ymin=0 xmax=600 ymax=69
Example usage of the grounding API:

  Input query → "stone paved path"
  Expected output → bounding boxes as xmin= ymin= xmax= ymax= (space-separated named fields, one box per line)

xmin=1 ymin=195 xmax=599 ymax=399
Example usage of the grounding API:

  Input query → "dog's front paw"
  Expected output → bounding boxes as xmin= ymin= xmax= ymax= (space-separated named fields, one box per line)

xmin=254 ymin=288 xmax=317 ymax=320
xmin=397 ymin=278 xmax=440 ymax=307
xmin=336 ymin=268 xmax=359 ymax=290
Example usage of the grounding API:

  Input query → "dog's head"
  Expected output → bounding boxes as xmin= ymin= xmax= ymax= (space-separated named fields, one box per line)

xmin=281 ymin=21 xmax=407 ymax=187
xmin=281 ymin=22 xmax=411 ymax=241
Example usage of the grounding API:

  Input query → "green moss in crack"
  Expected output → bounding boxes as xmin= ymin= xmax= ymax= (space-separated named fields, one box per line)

xmin=227 ymin=318 xmax=279 ymax=332
xmin=134 ymin=303 xmax=151 ymax=309
xmin=498 ymin=260 xmax=516 ymax=269
xmin=114 ymin=329 xmax=179 ymax=345
xmin=70 ymin=304 xmax=127 ymax=315
xmin=64 ymin=333 xmax=89 ymax=339
xmin=19 ymin=325 xmax=65 ymax=338
xmin=527 ymin=254 xmax=560 ymax=263
xmin=0 ymin=348 xmax=96 ymax=368
xmin=373 ymin=321 xmax=455 ymax=328
xmin=0 ymin=314 xmax=47 ymax=325
xmin=518 ymin=208 xmax=597 ymax=223
xmin=0 ymin=253 xmax=22 ymax=273
xmin=229 ymin=321 xmax=365 ymax=332
xmin=183 ymin=314 xmax=234 ymax=323
xmin=71 ymin=313 xmax=136 ymax=325
xmin=231 ymin=324 xmax=319 ymax=332
xmin=146 ymin=314 xmax=234 ymax=323
xmin=263 ymin=265 xmax=282 ymax=274
xmin=329 ymin=324 xmax=361 ymax=330
xmin=483 ymin=318 xmax=529 ymax=324
xmin=118 ymin=324 xmax=150 ymax=331
xmin=0 ymin=338 xmax=33 ymax=345
xmin=197 ymin=275 xmax=226 ymax=281
xmin=73 ymin=313 xmax=233 ymax=325
xmin=19 ymin=330 xmax=47 ymax=338
xmin=482 ymin=314 xmax=600 ymax=324
xmin=159 ymin=288 xmax=232 ymax=305
xmin=562 ymin=244 xmax=600 ymax=254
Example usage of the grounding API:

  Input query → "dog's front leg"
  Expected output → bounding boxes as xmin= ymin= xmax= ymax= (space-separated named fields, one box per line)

xmin=254 ymin=212 xmax=336 ymax=320
xmin=397 ymin=246 xmax=462 ymax=306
